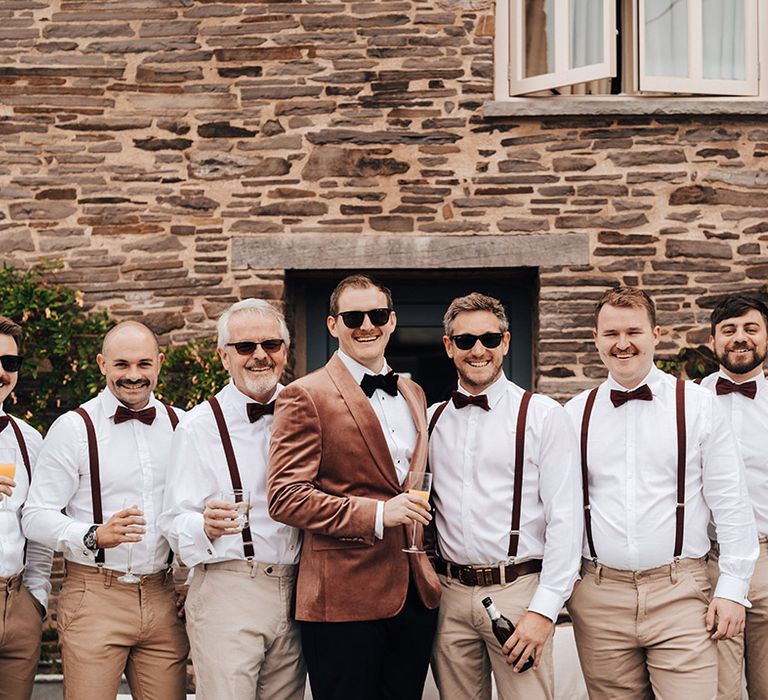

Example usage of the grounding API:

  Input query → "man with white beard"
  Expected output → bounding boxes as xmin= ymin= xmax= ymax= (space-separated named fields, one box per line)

xmin=160 ymin=299 xmax=304 ymax=699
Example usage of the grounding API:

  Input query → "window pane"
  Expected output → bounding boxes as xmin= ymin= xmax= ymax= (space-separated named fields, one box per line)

xmin=644 ymin=0 xmax=688 ymax=77
xmin=524 ymin=0 xmax=555 ymax=78
xmin=702 ymin=0 xmax=746 ymax=80
xmin=570 ymin=0 xmax=604 ymax=68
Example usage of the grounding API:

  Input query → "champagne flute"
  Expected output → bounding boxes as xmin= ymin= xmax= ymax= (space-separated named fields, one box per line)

xmin=0 ymin=447 xmax=17 ymax=511
xmin=118 ymin=496 xmax=144 ymax=584
xmin=402 ymin=472 xmax=432 ymax=554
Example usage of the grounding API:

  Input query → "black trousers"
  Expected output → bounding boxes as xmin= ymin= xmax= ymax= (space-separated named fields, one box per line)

xmin=300 ymin=580 xmax=438 ymax=700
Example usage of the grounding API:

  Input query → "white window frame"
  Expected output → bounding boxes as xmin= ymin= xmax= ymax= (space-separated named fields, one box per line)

xmin=508 ymin=0 xmax=617 ymax=95
xmin=638 ymin=0 xmax=758 ymax=96
xmin=493 ymin=0 xmax=768 ymax=109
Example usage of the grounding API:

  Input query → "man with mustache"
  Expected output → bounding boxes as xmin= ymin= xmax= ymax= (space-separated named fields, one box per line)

xmin=0 ymin=316 xmax=52 ymax=700
xmin=428 ymin=293 xmax=581 ymax=700
xmin=160 ymin=299 xmax=304 ymax=699
xmin=268 ymin=274 xmax=441 ymax=700
xmin=698 ymin=295 xmax=768 ymax=700
xmin=24 ymin=321 xmax=189 ymax=700
xmin=563 ymin=286 xmax=758 ymax=699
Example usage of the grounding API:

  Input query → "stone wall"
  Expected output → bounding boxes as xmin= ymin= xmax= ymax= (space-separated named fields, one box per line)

xmin=1 ymin=0 xmax=767 ymax=402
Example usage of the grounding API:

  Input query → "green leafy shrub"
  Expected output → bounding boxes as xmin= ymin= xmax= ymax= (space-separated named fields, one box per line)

xmin=0 ymin=266 xmax=228 ymax=431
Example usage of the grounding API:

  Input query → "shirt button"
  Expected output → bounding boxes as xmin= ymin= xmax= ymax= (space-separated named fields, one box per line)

xmin=207 ymin=549 xmax=212 ymax=555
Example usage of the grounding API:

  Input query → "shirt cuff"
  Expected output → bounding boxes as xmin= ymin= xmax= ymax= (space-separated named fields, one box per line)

xmin=178 ymin=513 xmax=218 ymax=567
xmin=713 ymin=574 xmax=751 ymax=608
xmin=374 ymin=501 xmax=384 ymax=540
xmin=527 ymin=585 xmax=564 ymax=623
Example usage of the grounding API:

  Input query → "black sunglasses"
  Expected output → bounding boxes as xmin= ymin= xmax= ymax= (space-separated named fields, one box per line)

xmin=450 ymin=333 xmax=504 ymax=351
xmin=0 ymin=355 xmax=23 ymax=373
xmin=226 ymin=339 xmax=284 ymax=356
xmin=336 ymin=308 xmax=393 ymax=329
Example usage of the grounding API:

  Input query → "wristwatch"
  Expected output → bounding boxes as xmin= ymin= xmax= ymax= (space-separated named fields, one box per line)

xmin=83 ymin=525 xmax=99 ymax=552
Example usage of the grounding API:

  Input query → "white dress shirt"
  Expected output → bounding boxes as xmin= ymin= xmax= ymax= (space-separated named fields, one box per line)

xmin=336 ymin=351 xmax=418 ymax=538
xmin=23 ymin=389 xmax=182 ymax=574
xmin=159 ymin=381 xmax=300 ymax=568
xmin=0 ymin=406 xmax=52 ymax=608
xmin=700 ymin=370 xmax=768 ymax=538
xmin=564 ymin=365 xmax=758 ymax=606
xmin=428 ymin=374 xmax=582 ymax=622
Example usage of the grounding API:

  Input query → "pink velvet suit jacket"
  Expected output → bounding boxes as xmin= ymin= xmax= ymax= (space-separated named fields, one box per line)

xmin=267 ymin=354 xmax=441 ymax=622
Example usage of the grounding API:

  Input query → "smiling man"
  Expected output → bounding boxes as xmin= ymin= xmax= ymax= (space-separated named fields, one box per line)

xmin=268 ymin=274 xmax=441 ymax=700
xmin=24 ymin=321 xmax=189 ymax=700
xmin=563 ymin=286 xmax=758 ymax=700
xmin=428 ymin=293 xmax=581 ymax=700
xmin=698 ymin=295 xmax=768 ymax=700
xmin=160 ymin=299 xmax=304 ymax=700
xmin=0 ymin=316 xmax=52 ymax=700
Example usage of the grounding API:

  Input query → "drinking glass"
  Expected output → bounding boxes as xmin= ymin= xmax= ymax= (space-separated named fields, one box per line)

xmin=117 ymin=497 xmax=144 ymax=584
xmin=402 ymin=472 xmax=432 ymax=554
xmin=0 ymin=447 xmax=17 ymax=511
xmin=220 ymin=489 xmax=251 ymax=530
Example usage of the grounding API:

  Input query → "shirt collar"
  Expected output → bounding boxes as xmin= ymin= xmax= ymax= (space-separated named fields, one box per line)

xmin=336 ymin=350 xmax=389 ymax=383
xmin=456 ymin=372 xmax=508 ymax=409
xmin=606 ymin=364 xmax=660 ymax=394
xmin=99 ymin=387 xmax=160 ymax=419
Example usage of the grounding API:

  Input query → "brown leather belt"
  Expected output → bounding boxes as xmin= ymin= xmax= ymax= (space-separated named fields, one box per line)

xmin=435 ymin=557 xmax=542 ymax=587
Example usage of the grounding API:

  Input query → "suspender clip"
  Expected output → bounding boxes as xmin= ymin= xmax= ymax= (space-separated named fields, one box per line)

xmin=584 ymin=504 xmax=591 ymax=511
xmin=509 ymin=529 xmax=520 ymax=535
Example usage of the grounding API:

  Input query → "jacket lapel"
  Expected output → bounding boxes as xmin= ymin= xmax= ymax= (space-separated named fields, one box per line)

xmin=398 ymin=377 xmax=428 ymax=478
xmin=326 ymin=354 xmax=400 ymax=490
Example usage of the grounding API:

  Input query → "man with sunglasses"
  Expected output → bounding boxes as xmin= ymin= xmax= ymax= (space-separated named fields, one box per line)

xmin=160 ymin=299 xmax=304 ymax=699
xmin=24 ymin=321 xmax=189 ymax=700
xmin=427 ymin=293 xmax=581 ymax=700
xmin=0 ymin=316 xmax=52 ymax=700
xmin=268 ymin=274 xmax=441 ymax=700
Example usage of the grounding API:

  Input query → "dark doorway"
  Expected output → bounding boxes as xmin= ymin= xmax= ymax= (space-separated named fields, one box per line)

xmin=288 ymin=270 xmax=536 ymax=405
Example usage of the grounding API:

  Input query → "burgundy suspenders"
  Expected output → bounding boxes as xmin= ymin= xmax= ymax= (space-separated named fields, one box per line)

xmin=75 ymin=403 xmax=179 ymax=566
xmin=7 ymin=416 xmax=31 ymax=481
xmin=428 ymin=391 xmax=533 ymax=560
xmin=207 ymin=397 xmax=255 ymax=561
xmin=580 ymin=379 xmax=687 ymax=563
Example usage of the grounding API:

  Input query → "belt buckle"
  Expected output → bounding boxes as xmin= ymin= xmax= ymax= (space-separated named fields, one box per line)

xmin=457 ymin=567 xmax=474 ymax=586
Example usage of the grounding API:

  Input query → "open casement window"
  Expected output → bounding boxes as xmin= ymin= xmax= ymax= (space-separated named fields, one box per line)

xmin=508 ymin=0 xmax=617 ymax=95
xmin=639 ymin=0 xmax=758 ymax=96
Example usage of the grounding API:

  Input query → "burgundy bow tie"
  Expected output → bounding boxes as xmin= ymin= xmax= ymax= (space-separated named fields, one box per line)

xmin=0 ymin=416 xmax=8 ymax=433
xmin=247 ymin=401 xmax=275 ymax=423
xmin=610 ymin=384 xmax=653 ymax=408
xmin=451 ymin=391 xmax=490 ymax=411
xmin=114 ymin=405 xmax=156 ymax=426
xmin=716 ymin=377 xmax=757 ymax=400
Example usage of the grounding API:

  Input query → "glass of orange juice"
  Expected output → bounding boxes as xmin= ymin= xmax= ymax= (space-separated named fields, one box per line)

xmin=402 ymin=472 xmax=432 ymax=554
xmin=0 ymin=447 xmax=17 ymax=510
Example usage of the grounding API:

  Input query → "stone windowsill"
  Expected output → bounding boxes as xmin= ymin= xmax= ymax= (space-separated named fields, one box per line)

xmin=484 ymin=97 xmax=768 ymax=117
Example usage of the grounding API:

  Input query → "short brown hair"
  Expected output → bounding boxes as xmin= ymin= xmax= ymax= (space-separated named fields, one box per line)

xmin=0 ymin=316 xmax=22 ymax=352
xmin=594 ymin=286 xmax=656 ymax=328
xmin=443 ymin=292 xmax=509 ymax=335
xmin=329 ymin=274 xmax=393 ymax=316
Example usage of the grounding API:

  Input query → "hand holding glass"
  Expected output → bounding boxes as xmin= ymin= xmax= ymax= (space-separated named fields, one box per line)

xmin=118 ymin=497 xmax=144 ymax=584
xmin=220 ymin=489 xmax=251 ymax=530
xmin=402 ymin=473 xmax=432 ymax=554
xmin=0 ymin=448 xmax=17 ymax=510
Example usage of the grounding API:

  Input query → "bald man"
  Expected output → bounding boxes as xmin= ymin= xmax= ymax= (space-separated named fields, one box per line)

xmin=24 ymin=321 xmax=189 ymax=700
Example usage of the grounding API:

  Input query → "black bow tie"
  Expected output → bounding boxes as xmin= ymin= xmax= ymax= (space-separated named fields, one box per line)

xmin=0 ymin=416 xmax=8 ymax=433
xmin=360 ymin=371 xmax=399 ymax=398
xmin=451 ymin=391 xmax=490 ymax=411
xmin=114 ymin=405 xmax=157 ymax=425
xmin=247 ymin=401 xmax=275 ymax=423
xmin=610 ymin=384 xmax=653 ymax=408
xmin=716 ymin=377 xmax=757 ymax=400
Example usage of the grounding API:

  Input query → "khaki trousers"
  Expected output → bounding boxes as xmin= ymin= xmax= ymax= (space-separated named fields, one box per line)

xmin=185 ymin=560 xmax=305 ymax=700
xmin=431 ymin=571 xmax=554 ymax=700
xmin=57 ymin=562 xmax=189 ymax=700
xmin=0 ymin=576 xmax=43 ymax=700
xmin=708 ymin=538 xmax=768 ymax=700
xmin=567 ymin=557 xmax=717 ymax=700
